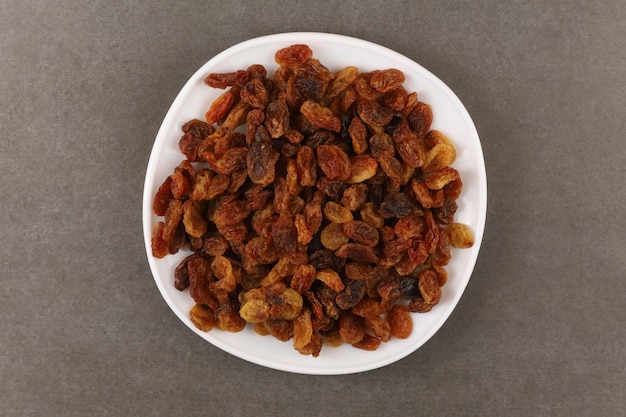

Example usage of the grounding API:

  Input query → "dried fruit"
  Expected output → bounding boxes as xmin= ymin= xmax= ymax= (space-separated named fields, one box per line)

xmin=448 ymin=223 xmax=475 ymax=248
xmin=247 ymin=140 xmax=279 ymax=186
xmin=323 ymin=201 xmax=353 ymax=224
xmin=300 ymin=100 xmax=341 ymax=132
xmin=320 ymin=222 xmax=349 ymax=251
xmin=275 ymin=44 xmax=313 ymax=67
xmin=343 ymin=220 xmax=380 ymax=247
xmin=152 ymin=44 xmax=475 ymax=356
xmin=387 ymin=304 xmax=412 ymax=339
xmin=346 ymin=155 xmax=378 ymax=184
xmin=370 ymin=69 xmax=405 ymax=93
xmin=316 ymin=145 xmax=351 ymax=181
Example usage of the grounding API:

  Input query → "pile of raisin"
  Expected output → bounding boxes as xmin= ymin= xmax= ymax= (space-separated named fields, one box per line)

xmin=151 ymin=45 xmax=474 ymax=356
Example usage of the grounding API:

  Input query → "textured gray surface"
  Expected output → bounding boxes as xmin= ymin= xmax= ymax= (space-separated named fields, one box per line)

xmin=1 ymin=1 xmax=625 ymax=416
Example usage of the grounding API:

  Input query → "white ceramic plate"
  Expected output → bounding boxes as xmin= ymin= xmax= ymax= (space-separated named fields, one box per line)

xmin=143 ymin=32 xmax=487 ymax=375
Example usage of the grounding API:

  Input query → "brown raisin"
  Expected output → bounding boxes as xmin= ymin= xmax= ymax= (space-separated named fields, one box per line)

xmin=275 ymin=44 xmax=313 ymax=67
xmin=320 ymin=222 xmax=349 ymax=251
xmin=205 ymin=90 xmax=236 ymax=124
xmin=296 ymin=145 xmax=317 ymax=187
xmin=326 ymin=66 xmax=359 ymax=98
xmin=323 ymin=201 xmax=354 ymax=223
xmin=335 ymin=243 xmax=379 ymax=264
xmin=357 ymin=99 xmax=393 ymax=127
xmin=379 ymin=192 xmax=413 ymax=218
xmin=448 ymin=223 xmax=475 ymax=248
xmin=348 ymin=116 xmax=368 ymax=155
xmin=343 ymin=220 xmax=380 ymax=247
xmin=204 ymin=70 xmax=249 ymax=89
xmin=240 ymin=78 xmax=268 ymax=109
xmin=247 ymin=141 xmax=279 ymax=186
xmin=370 ymin=69 xmax=405 ymax=93
xmin=346 ymin=155 xmax=378 ymax=184
xmin=406 ymin=101 xmax=433 ymax=138
xmin=290 ymin=264 xmax=317 ymax=293
xmin=339 ymin=311 xmax=366 ymax=344
xmin=189 ymin=303 xmax=216 ymax=332
xmin=300 ymin=100 xmax=341 ymax=132
xmin=264 ymin=99 xmax=290 ymax=138
xmin=387 ymin=304 xmax=412 ymax=339
xmin=418 ymin=270 xmax=441 ymax=305
xmin=341 ymin=184 xmax=368 ymax=212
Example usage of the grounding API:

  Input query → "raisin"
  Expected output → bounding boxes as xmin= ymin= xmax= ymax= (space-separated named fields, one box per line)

xmin=418 ymin=270 xmax=441 ymax=305
xmin=383 ymin=86 xmax=408 ymax=111
xmin=422 ymin=143 xmax=456 ymax=173
xmin=379 ymin=193 xmax=413 ymax=218
xmin=408 ymin=297 xmax=433 ymax=313
xmin=317 ymin=145 xmax=352 ymax=182
xmin=188 ymin=257 xmax=216 ymax=307
xmin=275 ymin=44 xmax=313 ymax=67
xmin=394 ymin=214 xmax=424 ymax=240
xmin=320 ymin=222 xmax=349 ymax=251
xmin=290 ymin=264 xmax=317 ymax=293
xmin=370 ymin=69 xmax=405 ymax=93
xmin=406 ymin=101 xmax=433 ymax=138
xmin=309 ymin=249 xmax=341 ymax=271
xmin=339 ymin=311 xmax=366 ymax=344
xmin=204 ymin=70 xmax=249 ymax=89
xmin=387 ymin=305 xmax=412 ymax=339
xmin=378 ymin=154 xmax=404 ymax=189
xmin=264 ymin=99 xmax=290 ymax=138
xmin=189 ymin=303 xmax=216 ymax=332
xmin=346 ymin=155 xmax=378 ymax=184
xmin=178 ymin=133 xmax=202 ymax=162
xmin=182 ymin=200 xmax=208 ymax=238
xmin=448 ymin=223 xmax=475 ymax=248
xmin=425 ymin=167 xmax=460 ymax=190
xmin=203 ymin=236 xmax=230 ymax=256
xmin=205 ymin=89 xmax=236 ymax=124
xmin=357 ymin=99 xmax=393 ymax=127
xmin=352 ymin=334 xmax=381 ymax=351
xmin=205 ymin=147 xmax=248 ymax=175
xmin=343 ymin=220 xmax=380 ymax=247
xmin=240 ymin=78 xmax=268 ymax=109
xmin=335 ymin=279 xmax=366 ymax=310
xmin=296 ymin=145 xmax=317 ymax=187
xmin=153 ymin=176 xmax=173 ymax=216
xmin=323 ymin=201 xmax=354 ymax=224
xmin=443 ymin=177 xmax=463 ymax=201
xmin=293 ymin=309 xmax=313 ymax=350
xmin=341 ymin=184 xmax=368 ymax=212
xmin=221 ymin=100 xmax=251 ymax=132
xmin=360 ymin=202 xmax=384 ymax=229
xmin=272 ymin=214 xmax=298 ymax=256
xmin=395 ymin=136 xmax=424 ymax=168
xmin=433 ymin=227 xmax=451 ymax=266
xmin=368 ymin=132 xmax=395 ymax=158
xmin=317 ymin=177 xmax=346 ymax=201
xmin=315 ymin=269 xmax=345 ymax=292
xmin=400 ymin=276 xmax=420 ymax=298
xmin=300 ymin=100 xmax=341 ymax=132
xmin=240 ymin=299 xmax=270 ymax=323
xmin=335 ymin=243 xmax=379 ymax=264
xmin=247 ymin=141 xmax=278 ymax=186
xmin=326 ymin=66 xmax=359 ymax=98
xmin=216 ymin=301 xmax=247 ymax=332
xmin=348 ymin=116 xmax=368 ymax=155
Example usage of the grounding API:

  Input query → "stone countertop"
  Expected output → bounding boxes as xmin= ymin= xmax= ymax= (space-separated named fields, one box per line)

xmin=1 ymin=1 xmax=624 ymax=416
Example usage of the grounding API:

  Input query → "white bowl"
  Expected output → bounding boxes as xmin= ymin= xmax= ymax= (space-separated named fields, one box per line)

xmin=142 ymin=32 xmax=487 ymax=375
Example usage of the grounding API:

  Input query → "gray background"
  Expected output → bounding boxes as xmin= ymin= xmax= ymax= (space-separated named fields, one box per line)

xmin=1 ymin=1 xmax=624 ymax=416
